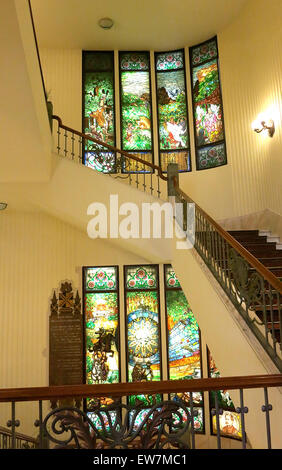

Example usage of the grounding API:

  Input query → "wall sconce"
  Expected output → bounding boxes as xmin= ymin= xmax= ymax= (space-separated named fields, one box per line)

xmin=252 ymin=116 xmax=275 ymax=137
xmin=0 ymin=202 xmax=7 ymax=211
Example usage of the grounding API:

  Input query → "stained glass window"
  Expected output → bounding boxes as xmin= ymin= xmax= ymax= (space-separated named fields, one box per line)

xmin=189 ymin=37 xmax=227 ymax=170
xmin=83 ymin=51 xmax=116 ymax=173
xmin=207 ymin=348 xmax=242 ymax=440
xmin=83 ymin=266 xmax=120 ymax=411
xmin=155 ymin=50 xmax=191 ymax=172
xmin=164 ymin=265 xmax=204 ymax=433
xmin=119 ymin=52 xmax=153 ymax=172
xmin=124 ymin=265 xmax=162 ymax=407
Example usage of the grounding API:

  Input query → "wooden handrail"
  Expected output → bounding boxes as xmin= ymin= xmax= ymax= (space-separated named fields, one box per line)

xmin=0 ymin=375 xmax=281 ymax=403
xmin=174 ymin=179 xmax=282 ymax=294
xmin=52 ymin=115 xmax=168 ymax=181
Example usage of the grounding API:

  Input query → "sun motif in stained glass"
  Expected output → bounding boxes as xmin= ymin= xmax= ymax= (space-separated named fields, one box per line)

xmin=128 ymin=314 xmax=159 ymax=359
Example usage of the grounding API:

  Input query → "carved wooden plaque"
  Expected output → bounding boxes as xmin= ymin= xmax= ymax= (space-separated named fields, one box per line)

xmin=49 ymin=282 xmax=83 ymax=386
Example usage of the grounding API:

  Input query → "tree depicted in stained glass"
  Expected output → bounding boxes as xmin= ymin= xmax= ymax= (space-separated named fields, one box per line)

xmin=83 ymin=52 xmax=116 ymax=173
xmin=190 ymin=38 xmax=227 ymax=170
xmin=157 ymin=71 xmax=188 ymax=150
xmin=120 ymin=52 xmax=153 ymax=155
xmin=155 ymin=50 xmax=190 ymax=172
xmin=207 ymin=348 xmax=242 ymax=440
xmin=192 ymin=60 xmax=223 ymax=146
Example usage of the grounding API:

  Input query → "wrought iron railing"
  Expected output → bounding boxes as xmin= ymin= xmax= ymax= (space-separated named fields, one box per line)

xmin=52 ymin=115 xmax=167 ymax=200
xmin=0 ymin=425 xmax=37 ymax=449
xmin=0 ymin=375 xmax=281 ymax=449
xmin=170 ymin=174 xmax=282 ymax=372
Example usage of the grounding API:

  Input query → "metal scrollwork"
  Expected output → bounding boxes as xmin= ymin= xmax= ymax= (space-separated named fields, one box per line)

xmin=228 ymin=248 xmax=264 ymax=310
xmin=43 ymin=400 xmax=192 ymax=449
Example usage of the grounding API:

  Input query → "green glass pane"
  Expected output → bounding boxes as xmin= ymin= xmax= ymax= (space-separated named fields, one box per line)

xmin=165 ymin=265 xmax=181 ymax=288
xmin=192 ymin=59 xmax=224 ymax=146
xmin=126 ymin=290 xmax=161 ymax=407
xmin=120 ymin=52 xmax=149 ymax=71
xmin=156 ymin=70 xmax=189 ymax=150
xmin=84 ymin=52 xmax=114 ymax=71
xmin=191 ymin=39 xmax=218 ymax=66
xmin=125 ymin=266 xmax=157 ymax=290
xmin=120 ymin=71 xmax=152 ymax=151
xmin=85 ymin=266 xmax=117 ymax=291
xmin=156 ymin=51 xmax=184 ymax=71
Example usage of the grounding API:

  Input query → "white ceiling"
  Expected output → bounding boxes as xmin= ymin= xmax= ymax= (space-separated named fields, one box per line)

xmin=31 ymin=0 xmax=248 ymax=50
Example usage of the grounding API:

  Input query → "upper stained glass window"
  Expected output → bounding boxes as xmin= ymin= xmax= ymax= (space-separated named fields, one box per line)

xmin=207 ymin=348 xmax=242 ymax=440
xmin=164 ymin=265 xmax=204 ymax=433
xmin=155 ymin=50 xmax=190 ymax=172
xmin=83 ymin=51 xmax=116 ymax=173
xmin=119 ymin=52 xmax=153 ymax=172
xmin=189 ymin=38 xmax=227 ymax=170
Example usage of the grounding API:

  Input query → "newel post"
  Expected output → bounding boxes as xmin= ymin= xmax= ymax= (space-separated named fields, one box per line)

xmin=167 ymin=163 xmax=179 ymax=197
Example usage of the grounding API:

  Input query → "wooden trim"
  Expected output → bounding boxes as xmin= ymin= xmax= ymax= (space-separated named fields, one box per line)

xmin=52 ymin=115 xmax=168 ymax=181
xmin=174 ymin=179 xmax=282 ymax=294
xmin=0 ymin=375 xmax=281 ymax=403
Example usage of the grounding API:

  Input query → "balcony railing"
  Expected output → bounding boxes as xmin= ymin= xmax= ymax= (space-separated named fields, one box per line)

xmin=0 ymin=375 xmax=281 ymax=449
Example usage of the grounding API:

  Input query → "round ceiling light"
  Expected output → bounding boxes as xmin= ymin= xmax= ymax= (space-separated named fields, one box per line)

xmin=0 ymin=202 xmax=7 ymax=211
xmin=98 ymin=17 xmax=114 ymax=30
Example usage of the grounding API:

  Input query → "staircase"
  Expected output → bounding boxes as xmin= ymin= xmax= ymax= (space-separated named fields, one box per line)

xmin=228 ymin=230 xmax=282 ymax=345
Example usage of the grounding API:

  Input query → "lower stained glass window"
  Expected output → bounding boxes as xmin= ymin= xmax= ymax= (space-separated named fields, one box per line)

xmin=125 ymin=265 xmax=162 ymax=407
xmin=84 ymin=266 xmax=120 ymax=411
xmin=164 ymin=264 xmax=204 ymax=433
xmin=207 ymin=348 xmax=242 ymax=440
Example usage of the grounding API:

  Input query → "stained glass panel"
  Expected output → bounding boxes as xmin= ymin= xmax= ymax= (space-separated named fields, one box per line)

xmin=156 ymin=51 xmax=184 ymax=71
xmin=157 ymin=70 xmax=188 ymax=150
xmin=83 ymin=52 xmax=115 ymax=173
xmin=155 ymin=50 xmax=190 ymax=172
xmin=125 ymin=265 xmax=158 ymax=290
xmin=85 ymin=292 xmax=119 ymax=391
xmin=208 ymin=349 xmax=242 ymax=440
xmin=166 ymin=290 xmax=201 ymax=382
xmin=85 ymin=266 xmax=117 ymax=291
xmin=164 ymin=265 xmax=203 ymax=432
xmin=120 ymin=52 xmax=153 ymax=156
xmin=120 ymin=53 xmax=149 ymax=71
xmin=190 ymin=38 xmax=227 ymax=170
xmin=125 ymin=270 xmax=161 ymax=407
xmin=165 ymin=265 xmax=181 ymax=288
xmin=191 ymin=39 xmax=218 ymax=66
xmin=197 ymin=143 xmax=226 ymax=170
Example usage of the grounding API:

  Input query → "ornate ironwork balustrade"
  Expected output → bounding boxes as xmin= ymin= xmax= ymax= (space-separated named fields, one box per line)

xmin=0 ymin=375 xmax=281 ymax=450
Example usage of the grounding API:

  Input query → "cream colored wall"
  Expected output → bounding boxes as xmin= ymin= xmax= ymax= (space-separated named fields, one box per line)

xmin=39 ymin=0 xmax=281 ymax=222
xmin=218 ymin=0 xmax=282 ymax=217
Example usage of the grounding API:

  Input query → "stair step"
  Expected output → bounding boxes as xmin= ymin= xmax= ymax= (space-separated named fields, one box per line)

xmin=258 ymin=258 xmax=282 ymax=268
